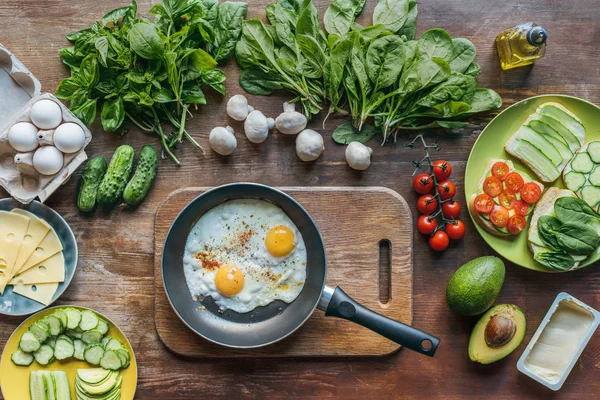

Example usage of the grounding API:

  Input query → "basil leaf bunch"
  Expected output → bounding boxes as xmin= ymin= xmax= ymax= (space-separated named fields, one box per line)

xmin=56 ymin=0 xmax=247 ymax=164
xmin=235 ymin=0 xmax=502 ymax=144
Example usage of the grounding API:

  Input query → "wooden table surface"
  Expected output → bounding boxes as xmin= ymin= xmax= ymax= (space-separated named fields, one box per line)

xmin=1 ymin=0 xmax=599 ymax=398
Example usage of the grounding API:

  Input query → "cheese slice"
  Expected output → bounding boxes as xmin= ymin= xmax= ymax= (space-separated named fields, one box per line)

xmin=11 ymin=281 xmax=58 ymax=306
xmin=15 ymin=227 xmax=63 ymax=276
xmin=0 ymin=211 xmax=31 ymax=294
xmin=9 ymin=209 xmax=51 ymax=281
xmin=10 ymin=252 xmax=65 ymax=285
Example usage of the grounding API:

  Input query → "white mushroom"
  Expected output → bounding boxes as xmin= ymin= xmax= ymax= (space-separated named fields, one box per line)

xmin=275 ymin=102 xmax=307 ymax=135
xmin=244 ymin=110 xmax=274 ymax=144
xmin=209 ymin=126 xmax=237 ymax=156
xmin=227 ymin=94 xmax=254 ymax=121
xmin=295 ymin=129 xmax=324 ymax=162
xmin=345 ymin=141 xmax=373 ymax=170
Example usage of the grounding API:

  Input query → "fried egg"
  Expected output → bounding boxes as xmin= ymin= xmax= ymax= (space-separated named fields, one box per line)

xmin=183 ymin=199 xmax=307 ymax=313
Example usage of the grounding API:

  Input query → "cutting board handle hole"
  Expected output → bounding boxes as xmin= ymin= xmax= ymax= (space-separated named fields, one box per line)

xmin=378 ymin=239 xmax=391 ymax=305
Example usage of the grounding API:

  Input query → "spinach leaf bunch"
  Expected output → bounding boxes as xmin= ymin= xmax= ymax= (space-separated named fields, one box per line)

xmin=56 ymin=0 xmax=248 ymax=164
xmin=235 ymin=0 xmax=502 ymax=144
xmin=535 ymin=196 xmax=600 ymax=271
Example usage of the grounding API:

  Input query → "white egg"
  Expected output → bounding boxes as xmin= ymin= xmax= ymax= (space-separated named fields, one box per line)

xmin=183 ymin=199 xmax=307 ymax=313
xmin=53 ymin=123 xmax=86 ymax=153
xmin=8 ymin=122 xmax=39 ymax=152
xmin=33 ymin=146 xmax=64 ymax=175
xmin=30 ymin=99 xmax=62 ymax=129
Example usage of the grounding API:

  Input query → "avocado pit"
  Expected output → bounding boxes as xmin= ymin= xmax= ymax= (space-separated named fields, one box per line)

xmin=484 ymin=314 xmax=517 ymax=348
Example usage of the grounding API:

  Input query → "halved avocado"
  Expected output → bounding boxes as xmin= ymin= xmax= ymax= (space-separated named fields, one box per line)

xmin=468 ymin=304 xmax=526 ymax=364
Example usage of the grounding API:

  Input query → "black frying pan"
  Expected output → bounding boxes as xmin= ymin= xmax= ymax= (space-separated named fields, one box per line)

xmin=162 ymin=183 xmax=440 ymax=356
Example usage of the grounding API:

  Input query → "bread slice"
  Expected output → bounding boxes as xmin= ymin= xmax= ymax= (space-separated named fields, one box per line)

xmin=469 ymin=159 xmax=544 ymax=238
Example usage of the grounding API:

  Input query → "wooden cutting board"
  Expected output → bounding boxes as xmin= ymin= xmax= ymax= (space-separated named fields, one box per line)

xmin=154 ymin=186 xmax=413 ymax=357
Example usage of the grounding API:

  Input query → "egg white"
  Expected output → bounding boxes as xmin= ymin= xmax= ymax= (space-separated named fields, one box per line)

xmin=183 ymin=199 xmax=307 ymax=313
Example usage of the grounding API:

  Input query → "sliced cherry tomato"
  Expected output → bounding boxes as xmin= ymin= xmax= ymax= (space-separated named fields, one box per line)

xmin=490 ymin=206 xmax=509 ymax=228
xmin=505 ymin=172 xmax=525 ymax=192
xmin=442 ymin=200 xmax=461 ymax=219
xmin=433 ymin=160 xmax=452 ymax=181
xmin=429 ymin=230 xmax=449 ymax=251
xmin=474 ymin=193 xmax=494 ymax=213
xmin=507 ymin=215 xmax=527 ymax=235
xmin=438 ymin=180 xmax=456 ymax=200
xmin=483 ymin=176 xmax=503 ymax=197
xmin=498 ymin=190 xmax=517 ymax=209
xmin=491 ymin=161 xmax=510 ymax=181
xmin=521 ymin=182 xmax=542 ymax=204
xmin=417 ymin=215 xmax=437 ymax=235
xmin=514 ymin=200 xmax=530 ymax=216
xmin=417 ymin=194 xmax=438 ymax=215
xmin=413 ymin=174 xmax=434 ymax=195
xmin=446 ymin=220 xmax=465 ymax=240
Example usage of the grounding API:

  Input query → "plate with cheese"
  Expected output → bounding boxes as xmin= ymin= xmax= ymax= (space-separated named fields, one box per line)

xmin=0 ymin=198 xmax=77 ymax=315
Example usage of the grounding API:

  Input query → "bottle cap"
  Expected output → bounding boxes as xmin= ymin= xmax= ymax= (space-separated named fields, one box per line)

xmin=527 ymin=26 xmax=548 ymax=46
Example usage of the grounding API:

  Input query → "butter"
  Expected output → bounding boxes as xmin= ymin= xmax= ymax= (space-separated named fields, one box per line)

xmin=517 ymin=293 xmax=599 ymax=391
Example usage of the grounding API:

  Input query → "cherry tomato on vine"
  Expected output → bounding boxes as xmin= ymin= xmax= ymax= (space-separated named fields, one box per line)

xmin=514 ymin=200 xmax=530 ymax=216
xmin=417 ymin=215 xmax=437 ymax=235
xmin=491 ymin=161 xmax=510 ymax=181
xmin=429 ymin=230 xmax=449 ymax=251
xmin=446 ymin=220 xmax=465 ymax=240
xmin=417 ymin=194 xmax=438 ymax=215
xmin=490 ymin=206 xmax=509 ymax=228
xmin=432 ymin=160 xmax=452 ymax=181
xmin=483 ymin=176 xmax=503 ymax=197
xmin=442 ymin=200 xmax=461 ymax=219
xmin=474 ymin=193 xmax=494 ymax=213
xmin=507 ymin=215 xmax=527 ymax=235
xmin=521 ymin=182 xmax=542 ymax=204
xmin=438 ymin=180 xmax=456 ymax=200
xmin=413 ymin=174 xmax=434 ymax=194
xmin=505 ymin=172 xmax=524 ymax=192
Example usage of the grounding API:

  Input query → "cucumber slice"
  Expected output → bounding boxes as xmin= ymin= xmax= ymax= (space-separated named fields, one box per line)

xmin=40 ymin=371 xmax=56 ymax=400
xmin=46 ymin=336 xmax=57 ymax=348
xmin=115 ymin=348 xmax=131 ymax=369
xmin=57 ymin=334 xmax=73 ymax=344
xmin=77 ymin=368 xmax=112 ymax=384
xmin=538 ymin=114 xmax=580 ymax=151
xmin=100 ymin=350 xmax=123 ymax=370
xmin=84 ymin=343 xmax=105 ymax=365
xmin=528 ymin=118 xmax=569 ymax=147
xmin=101 ymin=336 xmax=111 ymax=347
xmin=11 ymin=349 xmax=34 ymax=366
xmin=539 ymin=104 xmax=585 ymax=145
xmin=29 ymin=321 xmax=50 ymax=343
xmin=580 ymin=185 xmax=600 ymax=208
xmin=588 ymin=141 xmax=600 ymax=163
xmin=589 ymin=166 xmax=600 ymax=186
xmin=67 ymin=329 xmax=83 ymax=339
xmin=46 ymin=315 xmax=63 ymax=336
xmin=34 ymin=344 xmax=55 ymax=365
xmin=19 ymin=331 xmax=41 ymax=353
xmin=564 ymin=171 xmax=587 ymax=192
xmin=65 ymin=308 xmax=82 ymax=329
xmin=79 ymin=310 xmax=99 ymax=331
xmin=74 ymin=339 xmax=86 ymax=360
xmin=571 ymin=152 xmax=594 ymax=173
xmin=52 ymin=371 xmax=71 ymax=400
xmin=29 ymin=371 xmax=46 ymax=400
xmin=96 ymin=318 xmax=109 ymax=335
xmin=513 ymin=140 xmax=560 ymax=181
xmin=55 ymin=337 xmax=75 ymax=360
xmin=542 ymin=133 xmax=573 ymax=163
xmin=516 ymin=126 xmax=563 ymax=166
xmin=53 ymin=309 xmax=68 ymax=327
xmin=105 ymin=338 xmax=124 ymax=351
xmin=82 ymin=330 xmax=103 ymax=345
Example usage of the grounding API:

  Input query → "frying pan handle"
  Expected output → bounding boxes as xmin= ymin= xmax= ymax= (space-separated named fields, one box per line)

xmin=322 ymin=286 xmax=440 ymax=357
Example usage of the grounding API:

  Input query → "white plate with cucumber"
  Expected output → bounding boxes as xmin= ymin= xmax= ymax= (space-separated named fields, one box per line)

xmin=0 ymin=305 xmax=137 ymax=400
xmin=465 ymin=94 xmax=600 ymax=272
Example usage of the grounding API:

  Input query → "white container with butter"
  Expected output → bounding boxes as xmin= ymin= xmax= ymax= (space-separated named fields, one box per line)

xmin=517 ymin=292 xmax=599 ymax=391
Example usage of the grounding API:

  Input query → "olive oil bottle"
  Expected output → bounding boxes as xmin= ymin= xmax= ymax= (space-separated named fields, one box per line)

xmin=496 ymin=23 xmax=547 ymax=70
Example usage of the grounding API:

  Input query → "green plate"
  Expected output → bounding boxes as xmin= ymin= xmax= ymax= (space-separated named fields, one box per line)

xmin=465 ymin=94 xmax=600 ymax=272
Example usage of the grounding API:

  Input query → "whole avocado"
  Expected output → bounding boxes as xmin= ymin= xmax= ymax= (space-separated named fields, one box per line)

xmin=446 ymin=256 xmax=505 ymax=316
xmin=123 ymin=145 xmax=158 ymax=206
xmin=96 ymin=145 xmax=135 ymax=207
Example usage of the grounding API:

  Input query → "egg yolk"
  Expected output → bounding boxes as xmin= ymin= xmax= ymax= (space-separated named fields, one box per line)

xmin=265 ymin=225 xmax=295 ymax=257
xmin=215 ymin=265 xmax=245 ymax=297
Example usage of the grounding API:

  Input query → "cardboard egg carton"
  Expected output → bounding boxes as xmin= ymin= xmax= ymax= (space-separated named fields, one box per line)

xmin=0 ymin=44 xmax=92 ymax=204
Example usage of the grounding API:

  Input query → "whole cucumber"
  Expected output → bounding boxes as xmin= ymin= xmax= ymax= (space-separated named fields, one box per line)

xmin=123 ymin=145 xmax=158 ymax=206
xmin=96 ymin=145 xmax=135 ymax=207
xmin=77 ymin=156 xmax=108 ymax=212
